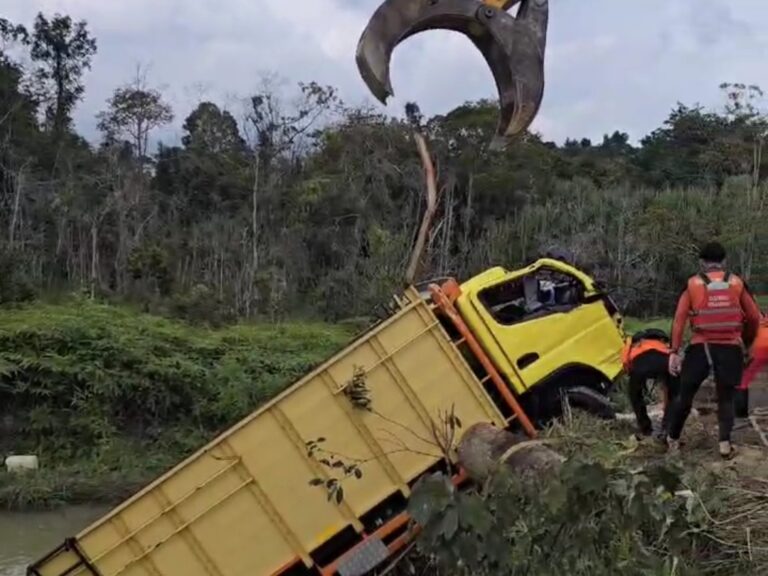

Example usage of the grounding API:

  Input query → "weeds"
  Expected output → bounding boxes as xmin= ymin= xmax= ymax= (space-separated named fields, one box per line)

xmin=396 ymin=413 xmax=768 ymax=575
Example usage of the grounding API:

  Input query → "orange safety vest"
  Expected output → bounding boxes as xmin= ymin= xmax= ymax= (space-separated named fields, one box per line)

xmin=686 ymin=271 xmax=745 ymax=340
xmin=621 ymin=337 xmax=671 ymax=371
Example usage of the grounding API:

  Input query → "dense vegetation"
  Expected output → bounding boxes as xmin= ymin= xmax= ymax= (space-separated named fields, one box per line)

xmin=1 ymin=13 xmax=767 ymax=325
xmin=0 ymin=298 xmax=353 ymax=507
xmin=398 ymin=415 xmax=768 ymax=576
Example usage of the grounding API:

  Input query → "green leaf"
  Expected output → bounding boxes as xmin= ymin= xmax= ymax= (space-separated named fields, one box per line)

xmin=408 ymin=472 xmax=454 ymax=525
xmin=544 ymin=481 xmax=568 ymax=515
xmin=335 ymin=485 xmax=344 ymax=504
xmin=458 ymin=494 xmax=493 ymax=535
xmin=441 ymin=506 xmax=459 ymax=540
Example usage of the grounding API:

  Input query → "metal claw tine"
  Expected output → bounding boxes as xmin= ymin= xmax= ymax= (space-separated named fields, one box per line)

xmin=356 ymin=0 xmax=549 ymax=144
xmin=515 ymin=0 xmax=549 ymax=48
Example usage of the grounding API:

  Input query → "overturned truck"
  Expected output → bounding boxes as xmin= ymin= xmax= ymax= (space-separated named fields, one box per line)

xmin=30 ymin=258 xmax=626 ymax=576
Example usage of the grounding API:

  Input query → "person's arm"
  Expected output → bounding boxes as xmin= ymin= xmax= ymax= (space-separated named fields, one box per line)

xmin=740 ymin=288 xmax=761 ymax=348
xmin=670 ymin=289 xmax=690 ymax=353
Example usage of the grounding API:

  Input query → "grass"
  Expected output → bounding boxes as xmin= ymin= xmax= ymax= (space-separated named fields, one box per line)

xmin=0 ymin=298 xmax=356 ymax=509
xmin=624 ymin=316 xmax=671 ymax=335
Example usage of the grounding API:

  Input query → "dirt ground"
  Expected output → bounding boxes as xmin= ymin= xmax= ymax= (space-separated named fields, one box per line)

xmin=636 ymin=366 xmax=768 ymax=477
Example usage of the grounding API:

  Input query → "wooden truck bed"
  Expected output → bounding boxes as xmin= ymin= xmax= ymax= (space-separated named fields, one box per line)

xmin=30 ymin=288 xmax=506 ymax=576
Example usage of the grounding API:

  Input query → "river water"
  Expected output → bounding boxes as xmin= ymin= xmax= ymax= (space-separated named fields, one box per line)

xmin=0 ymin=505 xmax=109 ymax=576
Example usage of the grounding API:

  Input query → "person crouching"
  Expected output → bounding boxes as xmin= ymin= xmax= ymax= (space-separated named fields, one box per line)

xmin=622 ymin=328 xmax=680 ymax=440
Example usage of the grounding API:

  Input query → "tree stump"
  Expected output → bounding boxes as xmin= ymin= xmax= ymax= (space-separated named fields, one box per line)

xmin=456 ymin=422 xmax=564 ymax=483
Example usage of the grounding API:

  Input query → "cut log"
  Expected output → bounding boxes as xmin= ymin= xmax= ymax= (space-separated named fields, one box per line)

xmin=456 ymin=422 xmax=564 ymax=483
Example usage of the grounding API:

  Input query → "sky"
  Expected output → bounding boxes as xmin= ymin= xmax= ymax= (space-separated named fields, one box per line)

xmin=4 ymin=0 xmax=768 ymax=146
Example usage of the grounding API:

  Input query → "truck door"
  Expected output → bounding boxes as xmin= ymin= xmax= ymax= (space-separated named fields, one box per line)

xmin=467 ymin=264 xmax=624 ymax=391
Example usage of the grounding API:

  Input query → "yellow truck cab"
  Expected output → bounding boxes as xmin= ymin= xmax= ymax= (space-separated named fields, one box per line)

xmin=455 ymin=258 xmax=625 ymax=425
xmin=30 ymin=259 xmax=626 ymax=576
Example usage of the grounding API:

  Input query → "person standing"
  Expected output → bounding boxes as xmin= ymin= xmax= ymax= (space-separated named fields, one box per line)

xmin=736 ymin=312 xmax=768 ymax=417
xmin=622 ymin=329 xmax=679 ymax=440
xmin=665 ymin=242 xmax=761 ymax=458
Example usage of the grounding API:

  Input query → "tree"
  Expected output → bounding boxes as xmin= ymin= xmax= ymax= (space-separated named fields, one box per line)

xmin=182 ymin=102 xmax=245 ymax=155
xmin=31 ymin=13 xmax=96 ymax=136
xmin=0 ymin=18 xmax=38 ymax=252
xmin=154 ymin=102 xmax=249 ymax=217
xmin=92 ymin=71 xmax=173 ymax=296
xmin=718 ymin=83 xmax=768 ymax=279
xmin=0 ymin=17 xmax=29 ymax=46
xmin=636 ymin=104 xmax=732 ymax=188
xmin=97 ymin=71 xmax=173 ymax=162
xmin=0 ymin=17 xmax=35 ymax=141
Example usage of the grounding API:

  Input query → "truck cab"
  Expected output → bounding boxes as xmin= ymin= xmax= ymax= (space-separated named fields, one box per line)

xmin=455 ymin=258 xmax=625 ymax=423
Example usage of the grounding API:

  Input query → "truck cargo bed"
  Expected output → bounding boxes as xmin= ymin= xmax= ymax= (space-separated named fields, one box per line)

xmin=30 ymin=289 xmax=505 ymax=576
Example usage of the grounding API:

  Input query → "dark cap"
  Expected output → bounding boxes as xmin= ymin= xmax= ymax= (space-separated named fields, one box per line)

xmin=698 ymin=241 xmax=726 ymax=263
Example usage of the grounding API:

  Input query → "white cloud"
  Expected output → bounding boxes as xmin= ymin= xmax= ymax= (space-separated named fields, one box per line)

xmin=5 ymin=0 xmax=768 ymax=145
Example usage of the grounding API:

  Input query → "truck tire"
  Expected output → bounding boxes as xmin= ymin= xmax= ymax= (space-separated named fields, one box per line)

xmin=563 ymin=386 xmax=616 ymax=420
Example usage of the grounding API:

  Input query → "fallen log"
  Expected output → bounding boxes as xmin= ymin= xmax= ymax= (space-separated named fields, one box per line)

xmin=456 ymin=422 xmax=565 ymax=483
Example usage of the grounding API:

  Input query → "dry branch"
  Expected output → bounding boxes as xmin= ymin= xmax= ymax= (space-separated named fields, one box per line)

xmin=404 ymin=132 xmax=439 ymax=286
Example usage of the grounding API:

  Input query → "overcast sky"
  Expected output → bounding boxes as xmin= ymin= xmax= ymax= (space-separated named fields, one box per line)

xmin=4 ymin=0 xmax=768 ymax=146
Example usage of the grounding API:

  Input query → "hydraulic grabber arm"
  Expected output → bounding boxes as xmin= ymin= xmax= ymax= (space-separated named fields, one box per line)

xmin=355 ymin=0 xmax=549 ymax=147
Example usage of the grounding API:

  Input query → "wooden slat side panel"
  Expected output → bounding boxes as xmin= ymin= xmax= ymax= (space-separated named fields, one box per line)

xmin=34 ymin=548 xmax=82 ymax=576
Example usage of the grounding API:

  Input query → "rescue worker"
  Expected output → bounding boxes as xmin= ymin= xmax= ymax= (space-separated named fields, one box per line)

xmin=622 ymin=329 xmax=679 ymax=440
xmin=736 ymin=312 xmax=768 ymax=417
xmin=666 ymin=242 xmax=762 ymax=458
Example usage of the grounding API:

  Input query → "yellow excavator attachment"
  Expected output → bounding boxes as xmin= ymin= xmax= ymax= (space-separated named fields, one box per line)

xmin=355 ymin=0 xmax=548 ymax=147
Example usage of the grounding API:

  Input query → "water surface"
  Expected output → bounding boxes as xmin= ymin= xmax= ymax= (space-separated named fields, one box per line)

xmin=0 ymin=505 xmax=108 ymax=576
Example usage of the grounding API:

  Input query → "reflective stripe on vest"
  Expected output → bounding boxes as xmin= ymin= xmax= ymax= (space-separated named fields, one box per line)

xmin=688 ymin=272 xmax=744 ymax=337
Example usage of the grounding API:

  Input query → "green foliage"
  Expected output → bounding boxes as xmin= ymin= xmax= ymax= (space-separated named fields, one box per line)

xmin=306 ymin=437 xmax=364 ymax=505
xmin=0 ymin=300 xmax=353 ymax=466
xmin=167 ymin=283 xmax=232 ymax=326
xmin=407 ymin=458 xmax=707 ymax=576
xmin=127 ymin=243 xmax=173 ymax=298
xmin=0 ymin=249 xmax=36 ymax=304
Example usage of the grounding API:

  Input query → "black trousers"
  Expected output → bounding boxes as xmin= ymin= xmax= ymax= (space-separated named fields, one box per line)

xmin=628 ymin=350 xmax=680 ymax=434
xmin=667 ymin=343 xmax=743 ymax=442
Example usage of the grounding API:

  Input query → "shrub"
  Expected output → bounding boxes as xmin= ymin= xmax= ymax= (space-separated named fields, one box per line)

xmin=406 ymin=458 xmax=707 ymax=576
xmin=0 ymin=300 xmax=352 ymax=462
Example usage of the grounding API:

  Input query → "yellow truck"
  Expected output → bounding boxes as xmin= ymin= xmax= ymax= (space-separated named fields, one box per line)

xmin=29 ymin=258 xmax=626 ymax=576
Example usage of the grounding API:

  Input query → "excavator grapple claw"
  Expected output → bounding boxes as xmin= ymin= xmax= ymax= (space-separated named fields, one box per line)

xmin=355 ymin=0 xmax=548 ymax=146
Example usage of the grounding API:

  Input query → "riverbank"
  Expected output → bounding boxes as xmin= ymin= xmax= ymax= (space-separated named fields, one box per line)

xmin=0 ymin=299 xmax=355 ymax=510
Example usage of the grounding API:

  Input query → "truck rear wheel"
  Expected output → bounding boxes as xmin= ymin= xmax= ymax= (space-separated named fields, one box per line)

xmin=563 ymin=385 xmax=616 ymax=420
